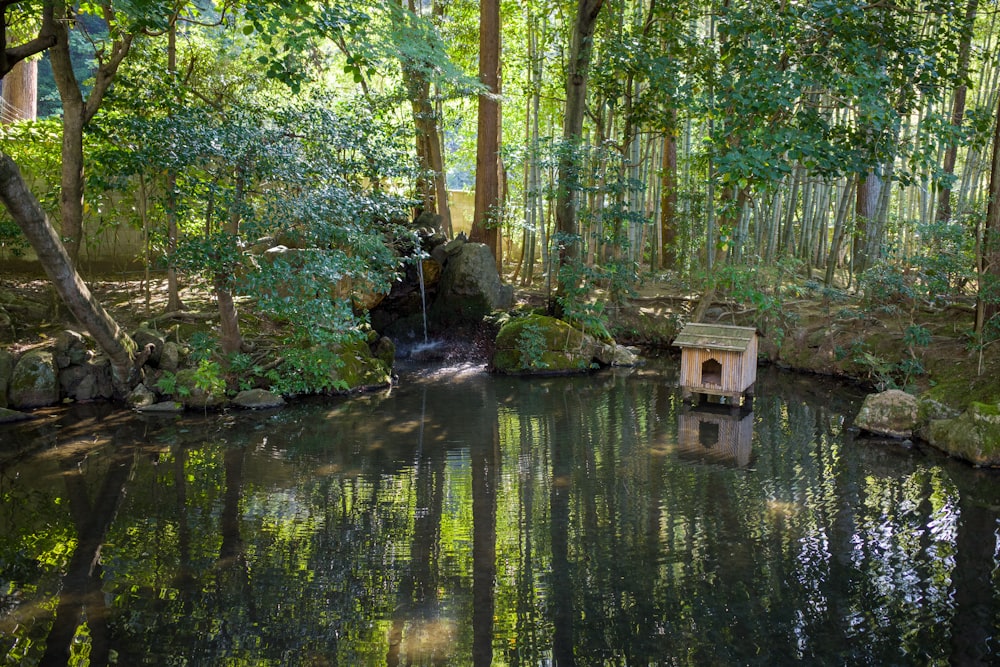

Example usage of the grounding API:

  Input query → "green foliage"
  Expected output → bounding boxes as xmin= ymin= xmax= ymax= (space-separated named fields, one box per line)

xmin=266 ymin=346 xmax=349 ymax=396
xmin=193 ymin=358 xmax=225 ymax=397
xmin=516 ymin=319 xmax=549 ymax=371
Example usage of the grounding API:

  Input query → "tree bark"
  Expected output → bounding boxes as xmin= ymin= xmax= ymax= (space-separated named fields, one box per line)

xmin=471 ymin=0 xmax=501 ymax=261
xmin=976 ymin=77 xmax=1000 ymax=334
xmin=659 ymin=109 xmax=678 ymax=269
xmin=0 ymin=152 xmax=137 ymax=393
xmin=1 ymin=58 xmax=37 ymax=122
xmin=48 ymin=0 xmax=134 ymax=266
xmin=216 ymin=166 xmax=245 ymax=356
xmin=936 ymin=0 xmax=979 ymax=223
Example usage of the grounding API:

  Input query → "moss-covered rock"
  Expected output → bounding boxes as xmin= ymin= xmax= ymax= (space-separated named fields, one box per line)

xmin=329 ymin=339 xmax=393 ymax=392
xmin=855 ymin=389 xmax=919 ymax=439
xmin=0 ymin=349 xmax=11 ymax=408
xmin=493 ymin=314 xmax=603 ymax=374
xmin=10 ymin=350 xmax=59 ymax=409
xmin=927 ymin=402 xmax=1000 ymax=467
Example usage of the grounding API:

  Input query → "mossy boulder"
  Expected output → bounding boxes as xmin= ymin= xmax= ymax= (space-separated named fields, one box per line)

xmin=10 ymin=350 xmax=59 ymax=409
xmin=429 ymin=242 xmax=513 ymax=326
xmin=494 ymin=314 xmax=612 ymax=374
xmin=328 ymin=339 xmax=393 ymax=392
xmin=855 ymin=389 xmax=919 ymax=439
xmin=926 ymin=402 xmax=1000 ymax=467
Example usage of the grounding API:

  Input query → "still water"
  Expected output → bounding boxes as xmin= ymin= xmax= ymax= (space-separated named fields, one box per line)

xmin=1 ymin=359 xmax=999 ymax=666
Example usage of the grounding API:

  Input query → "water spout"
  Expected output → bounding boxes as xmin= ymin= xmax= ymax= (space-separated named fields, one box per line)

xmin=416 ymin=256 xmax=429 ymax=343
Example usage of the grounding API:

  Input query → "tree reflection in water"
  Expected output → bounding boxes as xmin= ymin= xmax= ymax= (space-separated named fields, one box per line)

xmin=1 ymin=361 xmax=999 ymax=666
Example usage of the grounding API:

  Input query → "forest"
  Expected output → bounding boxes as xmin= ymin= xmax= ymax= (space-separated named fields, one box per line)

xmin=1 ymin=0 xmax=1000 ymax=428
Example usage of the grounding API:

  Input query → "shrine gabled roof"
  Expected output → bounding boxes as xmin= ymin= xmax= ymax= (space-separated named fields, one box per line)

xmin=673 ymin=323 xmax=757 ymax=352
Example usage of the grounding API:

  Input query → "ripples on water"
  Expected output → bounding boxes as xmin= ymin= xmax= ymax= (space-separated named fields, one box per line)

xmin=1 ymin=360 xmax=999 ymax=666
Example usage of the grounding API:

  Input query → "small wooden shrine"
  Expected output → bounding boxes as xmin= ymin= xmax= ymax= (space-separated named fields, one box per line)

xmin=673 ymin=323 xmax=758 ymax=407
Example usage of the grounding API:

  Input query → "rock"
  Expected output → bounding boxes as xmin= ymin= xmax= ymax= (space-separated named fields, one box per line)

xmin=372 ymin=336 xmax=396 ymax=368
xmin=430 ymin=242 xmax=513 ymax=326
xmin=595 ymin=343 xmax=639 ymax=367
xmin=328 ymin=339 xmax=393 ymax=392
xmin=0 ymin=349 xmax=12 ymax=408
xmin=493 ymin=314 xmax=603 ymax=374
xmin=854 ymin=389 xmax=919 ymax=439
xmin=174 ymin=368 xmax=228 ymax=409
xmin=0 ymin=406 xmax=32 ymax=423
xmin=927 ymin=402 xmax=1000 ymax=467
xmin=127 ymin=383 xmax=158 ymax=409
xmin=132 ymin=327 xmax=165 ymax=366
xmin=233 ymin=389 xmax=286 ymax=409
xmin=54 ymin=330 xmax=90 ymax=368
xmin=160 ymin=342 xmax=181 ymax=372
xmin=10 ymin=350 xmax=59 ymax=409
xmin=59 ymin=356 xmax=113 ymax=402
xmin=137 ymin=401 xmax=185 ymax=413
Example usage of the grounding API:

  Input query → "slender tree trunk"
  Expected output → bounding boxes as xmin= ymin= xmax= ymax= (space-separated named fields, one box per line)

xmin=937 ymin=0 xmax=979 ymax=223
xmin=552 ymin=0 xmax=605 ymax=312
xmin=48 ymin=1 xmax=134 ymax=266
xmin=165 ymin=22 xmax=184 ymax=311
xmin=0 ymin=153 xmax=137 ymax=392
xmin=976 ymin=81 xmax=1000 ymax=334
xmin=660 ymin=110 xmax=678 ymax=269
xmin=471 ymin=0 xmax=501 ymax=261
xmin=216 ymin=167 xmax=244 ymax=355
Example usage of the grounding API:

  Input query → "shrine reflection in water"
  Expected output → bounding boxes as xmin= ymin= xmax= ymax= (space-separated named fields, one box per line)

xmin=2 ymin=359 xmax=999 ymax=666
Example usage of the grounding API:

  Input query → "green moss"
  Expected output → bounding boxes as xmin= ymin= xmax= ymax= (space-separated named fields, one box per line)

xmin=494 ymin=315 xmax=597 ymax=374
xmin=328 ymin=339 xmax=392 ymax=391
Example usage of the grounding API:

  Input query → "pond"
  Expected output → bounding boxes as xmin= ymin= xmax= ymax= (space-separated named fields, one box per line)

xmin=1 ymin=358 xmax=999 ymax=666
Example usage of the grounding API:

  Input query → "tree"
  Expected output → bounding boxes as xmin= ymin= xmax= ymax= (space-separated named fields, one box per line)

xmin=976 ymin=72 xmax=1000 ymax=336
xmin=0 ymin=1 xmax=138 ymax=395
xmin=470 ymin=0 xmax=501 ymax=262
xmin=552 ymin=0 xmax=605 ymax=311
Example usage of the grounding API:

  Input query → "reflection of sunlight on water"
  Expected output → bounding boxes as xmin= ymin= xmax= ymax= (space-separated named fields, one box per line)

xmin=766 ymin=499 xmax=802 ymax=521
xmin=408 ymin=362 xmax=486 ymax=383
xmin=399 ymin=618 xmax=457 ymax=660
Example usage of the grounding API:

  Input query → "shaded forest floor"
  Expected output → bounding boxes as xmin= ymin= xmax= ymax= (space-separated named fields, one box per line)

xmin=1 ymin=271 xmax=998 ymax=412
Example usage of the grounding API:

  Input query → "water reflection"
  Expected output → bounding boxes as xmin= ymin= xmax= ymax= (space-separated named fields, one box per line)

xmin=2 ymin=362 xmax=999 ymax=666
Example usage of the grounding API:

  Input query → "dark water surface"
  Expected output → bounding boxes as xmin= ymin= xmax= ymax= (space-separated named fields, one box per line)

xmin=2 ymin=359 xmax=999 ymax=666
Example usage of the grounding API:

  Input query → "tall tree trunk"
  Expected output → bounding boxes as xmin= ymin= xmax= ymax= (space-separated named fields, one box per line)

xmin=852 ymin=168 xmax=881 ymax=275
xmin=0 ymin=153 xmax=137 ymax=393
xmin=471 ymin=0 xmax=501 ymax=261
xmin=936 ymin=0 xmax=979 ymax=223
xmin=659 ymin=110 xmax=678 ymax=269
xmin=166 ymin=21 xmax=184 ymax=311
xmin=552 ymin=0 xmax=605 ymax=311
xmin=976 ymin=81 xmax=1000 ymax=335
xmin=1 ymin=58 xmax=37 ymax=122
xmin=48 ymin=1 xmax=134 ymax=266
xmin=216 ymin=167 xmax=245 ymax=355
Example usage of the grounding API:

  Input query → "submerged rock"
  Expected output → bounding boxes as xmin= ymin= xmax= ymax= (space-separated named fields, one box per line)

xmin=233 ymin=389 xmax=286 ymax=409
xmin=10 ymin=350 xmax=59 ymax=409
xmin=854 ymin=389 xmax=919 ymax=439
xmin=927 ymin=402 xmax=1000 ymax=467
xmin=0 ymin=406 xmax=31 ymax=423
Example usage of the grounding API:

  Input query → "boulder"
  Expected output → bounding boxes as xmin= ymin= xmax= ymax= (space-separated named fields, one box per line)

xmin=126 ymin=383 xmax=158 ymax=409
xmin=132 ymin=327 xmax=165 ymax=366
xmin=854 ymin=389 xmax=919 ymax=439
xmin=233 ymin=389 xmax=286 ymax=409
xmin=160 ymin=342 xmax=181 ymax=372
xmin=54 ymin=330 xmax=91 ymax=368
xmin=0 ymin=406 xmax=32 ymax=423
xmin=328 ymin=339 xmax=393 ymax=392
xmin=59 ymin=356 xmax=113 ymax=402
xmin=0 ymin=349 xmax=12 ymax=408
xmin=430 ymin=242 xmax=513 ymax=326
xmin=10 ymin=350 xmax=59 ymax=409
xmin=493 ymin=315 xmax=603 ymax=374
xmin=926 ymin=402 xmax=1000 ymax=467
